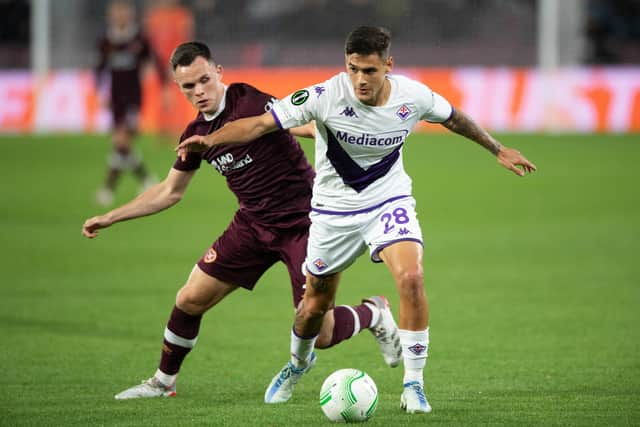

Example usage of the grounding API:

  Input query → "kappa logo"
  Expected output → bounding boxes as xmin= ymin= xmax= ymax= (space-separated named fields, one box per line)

xmin=314 ymin=86 xmax=326 ymax=97
xmin=396 ymin=104 xmax=411 ymax=120
xmin=340 ymin=106 xmax=358 ymax=118
xmin=398 ymin=227 xmax=411 ymax=236
xmin=313 ymin=258 xmax=328 ymax=271
xmin=291 ymin=89 xmax=309 ymax=106
xmin=408 ymin=342 xmax=427 ymax=355
xmin=204 ymin=248 xmax=217 ymax=263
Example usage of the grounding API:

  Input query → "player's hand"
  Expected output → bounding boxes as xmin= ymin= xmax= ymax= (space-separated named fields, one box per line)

xmin=82 ymin=215 xmax=112 ymax=239
xmin=175 ymin=135 xmax=211 ymax=161
xmin=496 ymin=147 xmax=537 ymax=176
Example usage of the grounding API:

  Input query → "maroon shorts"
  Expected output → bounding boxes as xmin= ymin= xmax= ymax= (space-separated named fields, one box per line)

xmin=112 ymin=99 xmax=140 ymax=130
xmin=197 ymin=210 xmax=309 ymax=308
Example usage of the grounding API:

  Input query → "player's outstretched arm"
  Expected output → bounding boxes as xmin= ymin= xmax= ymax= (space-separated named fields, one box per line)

xmin=82 ymin=168 xmax=196 ymax=238
xmin=441 ymin=108 xmax=537 ymax=176
xmin=290 ymin=121 xmax=316 ymax=139
xmin=175 ymin=111 xmax=279 ymax=161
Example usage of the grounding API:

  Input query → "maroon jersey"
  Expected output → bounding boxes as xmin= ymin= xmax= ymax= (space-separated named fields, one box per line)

xmin=95 ymin=27 xmax=164 ymax=109
xmin=173 ymin=83 xmax=314 ymax=228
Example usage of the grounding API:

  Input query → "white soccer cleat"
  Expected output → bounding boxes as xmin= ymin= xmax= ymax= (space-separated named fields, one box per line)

xmin=114 ymin=377 xmax=176 ymax=400
xmin=400 ymin=381 xmax=432 ymax=413
xmin=264 ymin=352 xmax=316 ymax=404
xmin=95 ymin=188 xmax=114 ymax=207
xmin=364 ymin=295 xmax=402 ymax=367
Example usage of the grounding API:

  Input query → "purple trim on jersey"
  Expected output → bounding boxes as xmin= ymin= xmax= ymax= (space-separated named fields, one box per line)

xmin=324 ymin=124 xmax=403 ymax=193
xmin=446 ymin=106 xmax=456 ymax=122
xmin=311 ymin=195 xmax=410 ymax=215
xmin=271 ymin=109 xmax=284 ymax=130
xmin=371 ymin=238 xmax=424 ymax=263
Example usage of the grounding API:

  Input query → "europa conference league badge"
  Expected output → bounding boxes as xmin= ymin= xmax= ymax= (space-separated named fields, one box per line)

xmin=291 ymin=89 xmax=309 ymax=106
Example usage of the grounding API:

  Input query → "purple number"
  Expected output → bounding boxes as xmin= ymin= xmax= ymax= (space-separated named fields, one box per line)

xmin=381 ymin=213 xmax=394 ymax=234
xmin=381 ymin=207 xmax=410 ymax=234
xmin=393 ymin=208 xmax=409 ymax=224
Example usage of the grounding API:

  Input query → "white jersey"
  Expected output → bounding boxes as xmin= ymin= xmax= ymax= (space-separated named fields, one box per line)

xmin=271 ymin=72 xmax=453 ymax=213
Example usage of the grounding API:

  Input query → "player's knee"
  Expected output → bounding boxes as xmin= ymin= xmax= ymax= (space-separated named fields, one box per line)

xmin=112 ymin=131 xmax=129 ymax=149
xmin=314 ymin=336 xmax=332 ymax=349
xmin=396 ymin=268 xmax=425 ymax=300
xmin=176 ymin=287 xmax=211 ymax=315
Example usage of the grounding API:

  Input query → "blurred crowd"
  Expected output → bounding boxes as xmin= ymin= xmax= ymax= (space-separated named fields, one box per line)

xmin=0 ymin=0 xmax=639 ymax=69
xmin=584 ymin=0 xmax=640 ymax=64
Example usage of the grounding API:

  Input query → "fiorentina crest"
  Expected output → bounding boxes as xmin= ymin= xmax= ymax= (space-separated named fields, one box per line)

xmin=313 ymin=258 xmax=328 ymax=271
xmin=396 ymin=104 xmax=411 ymax=120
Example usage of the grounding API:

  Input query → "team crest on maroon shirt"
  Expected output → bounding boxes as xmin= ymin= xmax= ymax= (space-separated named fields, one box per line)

xmin=396 ymin=104 xmax=411 ymax=120
xmin=313 ymin=258 xmax=328 ymax=271
xmin=204 ymin=248 xmax=217 ymax=263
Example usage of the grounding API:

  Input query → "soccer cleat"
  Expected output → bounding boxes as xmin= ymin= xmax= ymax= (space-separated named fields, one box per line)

xmin=400 ymin=381 xmax=432 ymax=413
xmin=364 ymin=296 xmax=402 ymax=367
xmin=114 ymin=377 xmax=176 ymax=400
xmin=95 ymin=188 xmax=114 ymax=207
xmin=264 ymin=352 xmax=316 ymax=404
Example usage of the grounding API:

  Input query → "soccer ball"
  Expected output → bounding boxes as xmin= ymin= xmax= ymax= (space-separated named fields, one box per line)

xmin=319 ymin=369 xmax=378 ymax=423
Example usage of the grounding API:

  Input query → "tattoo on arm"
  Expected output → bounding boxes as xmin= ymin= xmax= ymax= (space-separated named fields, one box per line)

xmin=310 ymin=276 xmax=332 ymax=293
xmin=442 ymin=109 xmax=503 ymax=155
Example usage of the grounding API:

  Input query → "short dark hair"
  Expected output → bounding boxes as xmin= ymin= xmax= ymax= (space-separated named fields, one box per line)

xmin=344 ymin=26 xmax=391 ymax=59
xmin=170 ymin=41 xmax=214 ymax=71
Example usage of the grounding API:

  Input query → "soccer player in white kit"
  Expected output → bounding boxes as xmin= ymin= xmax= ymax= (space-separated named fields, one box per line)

xmin=176 ymin=26 xmax=537 ymax=414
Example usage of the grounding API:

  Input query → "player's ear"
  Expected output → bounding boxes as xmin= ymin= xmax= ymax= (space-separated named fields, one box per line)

xmin=385 ymin=56 xmax=393 ymax=73
xmin=216 ymin=64 xmax=224 ymax=80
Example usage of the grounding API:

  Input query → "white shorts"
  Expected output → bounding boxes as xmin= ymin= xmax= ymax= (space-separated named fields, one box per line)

xmin=304 ymin=196 xmax=423 ymax=276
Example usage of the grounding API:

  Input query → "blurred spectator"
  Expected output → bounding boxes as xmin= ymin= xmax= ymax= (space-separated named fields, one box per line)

xmin=585 ymin=0 xmax=640 ymax=64
xmin=144 ymin=0 xmax=195 ymax=136
xmin=144 ymin=0 xmax=194 ymax=68
xmin=0 ymin=0 xmax=30 ymax=68
xmin=94 ymin=0 xmax=166 ymax=206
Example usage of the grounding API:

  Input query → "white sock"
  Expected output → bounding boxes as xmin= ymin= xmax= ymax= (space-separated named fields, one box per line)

xmin=154 ymin=369 xmax=177 ymax=387
xmin=290 ymin=327 xmax=317 ymax=368
xmin=399 ymin=328 xmax=429 ymax=385
xmin=363 ymin=302 xmax=381 ymax=328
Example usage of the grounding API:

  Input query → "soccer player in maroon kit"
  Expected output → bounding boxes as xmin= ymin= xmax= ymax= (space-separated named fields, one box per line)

xmin=94 ymin=0 xmax=166 ymax=206
xmin=82 ymin=41 xmax=402 ymax=400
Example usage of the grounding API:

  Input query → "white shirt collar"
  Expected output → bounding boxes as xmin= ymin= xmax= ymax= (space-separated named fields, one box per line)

xmin=203 ymin=85 xmax=228 ymax=121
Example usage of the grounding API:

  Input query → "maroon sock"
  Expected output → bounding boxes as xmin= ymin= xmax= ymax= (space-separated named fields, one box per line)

xmin=159 ymin=306 xmax=202 ymax=375
xmin=327 ymin=304 xmax=374 ymax=348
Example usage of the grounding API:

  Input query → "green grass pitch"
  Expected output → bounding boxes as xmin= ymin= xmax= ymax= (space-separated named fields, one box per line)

xmin=1 ymin=132 xmax=638 ymax=426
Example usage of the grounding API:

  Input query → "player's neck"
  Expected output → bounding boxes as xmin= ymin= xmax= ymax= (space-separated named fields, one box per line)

xmin=371 ymin=79 xmax=391 ymax=107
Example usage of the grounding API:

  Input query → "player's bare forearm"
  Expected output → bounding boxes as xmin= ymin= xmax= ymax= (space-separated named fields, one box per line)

xmin=441 ymin=109 xmax=502 ymax=155
xmin=290 ymin=121 xmax=316 ymax=139
xmin=213 ymin=117 xmax=269 ymax=145
xmin=441 ymin=108 xmax=537 ymax=176
xmin=82 ymin=169 xmax=193 ymax=238
xmin=107 ymin=182 xmax=180 ymax=223
xmin=176 ymin=112 xmax=278 ymax=160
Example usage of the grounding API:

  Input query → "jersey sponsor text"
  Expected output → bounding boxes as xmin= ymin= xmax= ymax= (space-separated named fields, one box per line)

xmin=335 ymin=129 xmax=408 ymax=147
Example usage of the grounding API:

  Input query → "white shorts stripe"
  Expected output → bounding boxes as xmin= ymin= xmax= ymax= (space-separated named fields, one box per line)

xmin=164 ymin=327 xmax=198 ymax=348
xmin=338 ymin=305 xmax=360 ymax=338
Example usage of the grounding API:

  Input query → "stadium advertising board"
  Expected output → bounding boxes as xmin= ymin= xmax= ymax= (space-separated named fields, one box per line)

xmin=0 ymin=67 xmax=638 ymax=134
